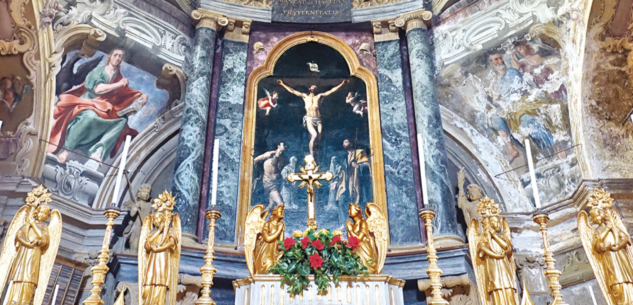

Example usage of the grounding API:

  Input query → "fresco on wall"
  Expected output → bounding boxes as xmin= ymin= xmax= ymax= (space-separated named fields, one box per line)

xmin=437 ymin=32 xmax=581 ymax=205
xmin=580 ymin=0 xmax=633 ymax=178
xmin=41 ymin=49 xmax=169 ymax=205
xmin=251 ymin=43 xmax=373 ymax=234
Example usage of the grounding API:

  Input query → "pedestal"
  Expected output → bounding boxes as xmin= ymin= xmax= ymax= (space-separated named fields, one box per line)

xmin=233 ymin=275 xmax=405 ymax=305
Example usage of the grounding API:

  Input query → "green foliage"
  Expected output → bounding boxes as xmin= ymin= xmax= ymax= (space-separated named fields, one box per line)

xmin=267 ymin=228 xmax=369 ymax=294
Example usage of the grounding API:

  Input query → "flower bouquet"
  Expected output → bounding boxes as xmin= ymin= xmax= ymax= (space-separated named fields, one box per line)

xmin=267 ymin=228 xmax=369 ymax=294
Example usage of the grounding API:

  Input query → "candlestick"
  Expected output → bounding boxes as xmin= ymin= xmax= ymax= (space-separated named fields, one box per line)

xmin=587 ymin=286 xmax=597 ymax=305
xmin=417 ymin=134 xmax=429 ymax=207
xmin=112 ymin=135 xmax=132 ymax=206
xmin=82 ymin=207 xmax=121 ymax=305
xmin=3 ymin=281 xmax=13 ymax=305
xmin=524 ymin=139 xmax=541 ymax=209
xmin=210 ymin=139 xmax=219 ymax=206
xmin=419 ymin=208 xmax=449 ymax=305
xmin=51 ymin=284 xmax=59 ymax=305
xmin=196 ymin=208 xmax=222 ymax=305
xmin=533 ymin=212 xmax=567 ymax=305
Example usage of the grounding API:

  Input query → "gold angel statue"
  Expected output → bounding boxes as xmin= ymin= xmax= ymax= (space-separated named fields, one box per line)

xmin=244 ymin=204 xmax=285 ymax=275
xmin=0 ymin=185 xmax=62 ymax=305
xmin=578 ymin=189 xmax=633 ymax=305
xmin=138 ymin=190 xmax=181 ymax=305
xmin=468 ymin=197 xmax=519 ymax=305
xmin=346 ymin=202 xmax=388 ymax=274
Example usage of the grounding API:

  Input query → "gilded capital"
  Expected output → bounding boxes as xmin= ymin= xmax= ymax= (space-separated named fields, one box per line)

xmin=372 ymin=19 xmax=399 ymax=42
xmin=224 ymin=17 xmax=252 ymax=43
xmin=81 ymin=28 xmax=106 ymax=58
xmin=394 ymin=9 xmax=433 ymax=32
xmin=191 ymin=9 xmax=229 ymax=30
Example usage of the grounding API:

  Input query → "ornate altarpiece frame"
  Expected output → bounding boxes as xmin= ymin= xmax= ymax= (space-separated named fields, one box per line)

xmin=235 ymin=31 xmax=388 ymax=248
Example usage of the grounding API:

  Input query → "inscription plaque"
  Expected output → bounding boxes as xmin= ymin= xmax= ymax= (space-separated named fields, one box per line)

xmin=272 ymin=0 xmax=352 ymax=23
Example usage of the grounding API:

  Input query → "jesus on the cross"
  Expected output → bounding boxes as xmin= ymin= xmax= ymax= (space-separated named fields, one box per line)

xmin=287 ymin=154 xmax=333 ymax=230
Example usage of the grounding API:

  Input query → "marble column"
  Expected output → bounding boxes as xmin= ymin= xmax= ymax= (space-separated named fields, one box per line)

xmin=172 ymin=10 xmax=228 ymax=241
xmin=396 ymin=11 xmax=465 ymax=245
xmin=372 ymin=21 xmax=420 ymax=246
xmin=205 ymin=18 xmax=251 ymax=243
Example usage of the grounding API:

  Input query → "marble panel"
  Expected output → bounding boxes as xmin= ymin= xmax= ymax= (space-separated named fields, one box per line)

xmin=406 ymin=27 xmax=464 ymax=241
xmin=375 ymin=39 xmax=420 ymax=246
xmin=172 ymin=27 xmax=216 ymax=237
xmin=210 ymin=40 xmax=249 ymax=244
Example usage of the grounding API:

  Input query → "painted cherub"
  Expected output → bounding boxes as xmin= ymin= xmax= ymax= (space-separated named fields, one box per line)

xmin=258 ymin=88 xmax=278 ymax=115
xmin=346 ymin=92 xmax=367 ymax=117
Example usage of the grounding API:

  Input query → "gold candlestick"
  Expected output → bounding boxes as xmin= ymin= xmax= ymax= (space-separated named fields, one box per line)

xmin=195 ymin=208 xmax=222 ymax=305
xmin=83 ymin=207 xmax=121 ymax=305
xmin=419 ymin=208 xmax=449 ymax=305
xmin=533 ymin=212 xmax=567 ymax=305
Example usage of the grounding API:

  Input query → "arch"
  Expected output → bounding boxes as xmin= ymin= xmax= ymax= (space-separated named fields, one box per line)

xmin=236 ymin=31 xmax=387 ymax=247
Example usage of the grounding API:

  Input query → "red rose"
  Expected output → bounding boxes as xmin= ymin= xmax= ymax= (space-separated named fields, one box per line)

xmin=309 ymin=253 xmax=324 ymax=268
xmin=330 ymin=236 xmax=342 ymax=246
xmin=312 ymin=239 xmax=324 ymax=251
xmin=283 ymin=237 xmax=296 ymax=250
xmin=301 ymin=236 xmax=311 ymax=249
xmin=347 ymin=236 xmax=360 ymax=249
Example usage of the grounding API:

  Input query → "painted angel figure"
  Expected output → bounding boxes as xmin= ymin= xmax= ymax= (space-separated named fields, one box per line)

xmin=0 ymin=186 xmax=62 ymax=305
xmin=257 ymin=88 xmax=278 ymax=115
xmin=578 ymin=189 xmax=633 ymax=305
xmin=469 ymin=197 xmax=519 ymax=305
xmin=346 ymin=203 xmax=388 ymax=274
xmin=345 ymin=92 xmax=367 ymax=117
xmin=138 ymin=191 xmax=181 ymax=305
xmin=244 ymin=204 xmax=285 ymax=275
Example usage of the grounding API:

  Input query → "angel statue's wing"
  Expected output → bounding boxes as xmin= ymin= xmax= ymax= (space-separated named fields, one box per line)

xmin=0 ymin=206 xmax=29 ymax=296
xmin=33 ymin=210 xmax=63 ymax=305
xmin=169 ymin=214 xmax=182 ymax=305
xmin=137 ymin=214 xmax=153 ymax=305
xmin=578 ymin=211 xmax=613 ymax=305
xmin=113 ymin=286 xmax=127 ymax=305
xmin=502 ymin=217 xmax=521 ymax=305
xmin=365 ymin=203 xmax=388 ymax=273
xmin=468 ymin=219 xmax=489 ymax=305
xmin=244 ymin=204 xmax=266 ymax=275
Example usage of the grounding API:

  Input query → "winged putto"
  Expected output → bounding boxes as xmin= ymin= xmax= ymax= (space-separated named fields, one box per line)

xmin=138 ymin=190 xmax=181 ymax=305
xmin=346 ymin=202 xmax=387 ymax=274
xmin=468 ymin=197 xmax=519 ymax=305
xmin=578 ymin=189 xmax=633 ymax=305
xmin=0 ymin=185 xmax=62 ymax=305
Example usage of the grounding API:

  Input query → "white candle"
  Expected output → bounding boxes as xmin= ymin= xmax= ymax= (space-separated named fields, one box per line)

xmin=210 ymin=139 xmax=220 ymax=206
xmin=0 ymin=120 xmax=3 ymax=131
xmin=524 ymin=139 xmax=541 ymax=209
xmin=50 ymin=284 xmax=59 ymax=305
xmin=417 ymin=134 xmax=429 ymax=207
xmin=112 ymin=135 xmax=132 ymax=206
xmin=2 ymin=281 xmax=13 ymax=305
xmin=587 ymin=286 xmax=598 ymax=305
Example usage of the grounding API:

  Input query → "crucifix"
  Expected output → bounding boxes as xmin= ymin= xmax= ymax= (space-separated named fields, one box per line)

xmin=287 ymin=155 xmax=333 ymax=230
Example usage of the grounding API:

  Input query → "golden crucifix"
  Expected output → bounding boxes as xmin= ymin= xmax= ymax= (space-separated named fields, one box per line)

xmin=287 ymin=155 xmax=333 ymax=230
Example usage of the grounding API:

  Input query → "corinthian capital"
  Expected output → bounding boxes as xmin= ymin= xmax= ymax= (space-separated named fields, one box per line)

xmin=191 ymin=10 xmax=229 ymax=30
xmin=394 ymin=9 xmax=433 ymax=32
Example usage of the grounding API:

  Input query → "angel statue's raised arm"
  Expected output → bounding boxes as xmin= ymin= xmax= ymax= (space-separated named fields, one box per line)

xmin=244 ymin=204 xmax=285 ymax=275
xmin=0 ymin=185 xmax=62 ymax=305
xmin=469 ymin=197 xmax=519 ymax=305
xmin=346 ymin=203 xmax=387 ymax=274
xmin=578 ymin=189 xmax=633 ymax=305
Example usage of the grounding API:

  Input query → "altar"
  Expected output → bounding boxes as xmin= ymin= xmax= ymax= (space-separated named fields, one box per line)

xmin=233 ymin=275 xmax=405 ymax=305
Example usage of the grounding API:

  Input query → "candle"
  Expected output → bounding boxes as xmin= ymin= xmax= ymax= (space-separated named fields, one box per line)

xmin=524 ymin=139 xmax=541 ymax=209
xmin=50 ymin=284 xmax=59 ymax=305
xmin=587 ymin=286 xmax=598 ymax=305
xmin=0 ymin=120 xmax=3 ymax=131
xmin=112 ymin=135 xmax=132 ymax=206
xmin=210 ymin=139 xmax=220 ymax=206
xmin=417 ymin=134 xmax=429 ymax=207
xmin=2 ymin=281 xmax=13 ymax=305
